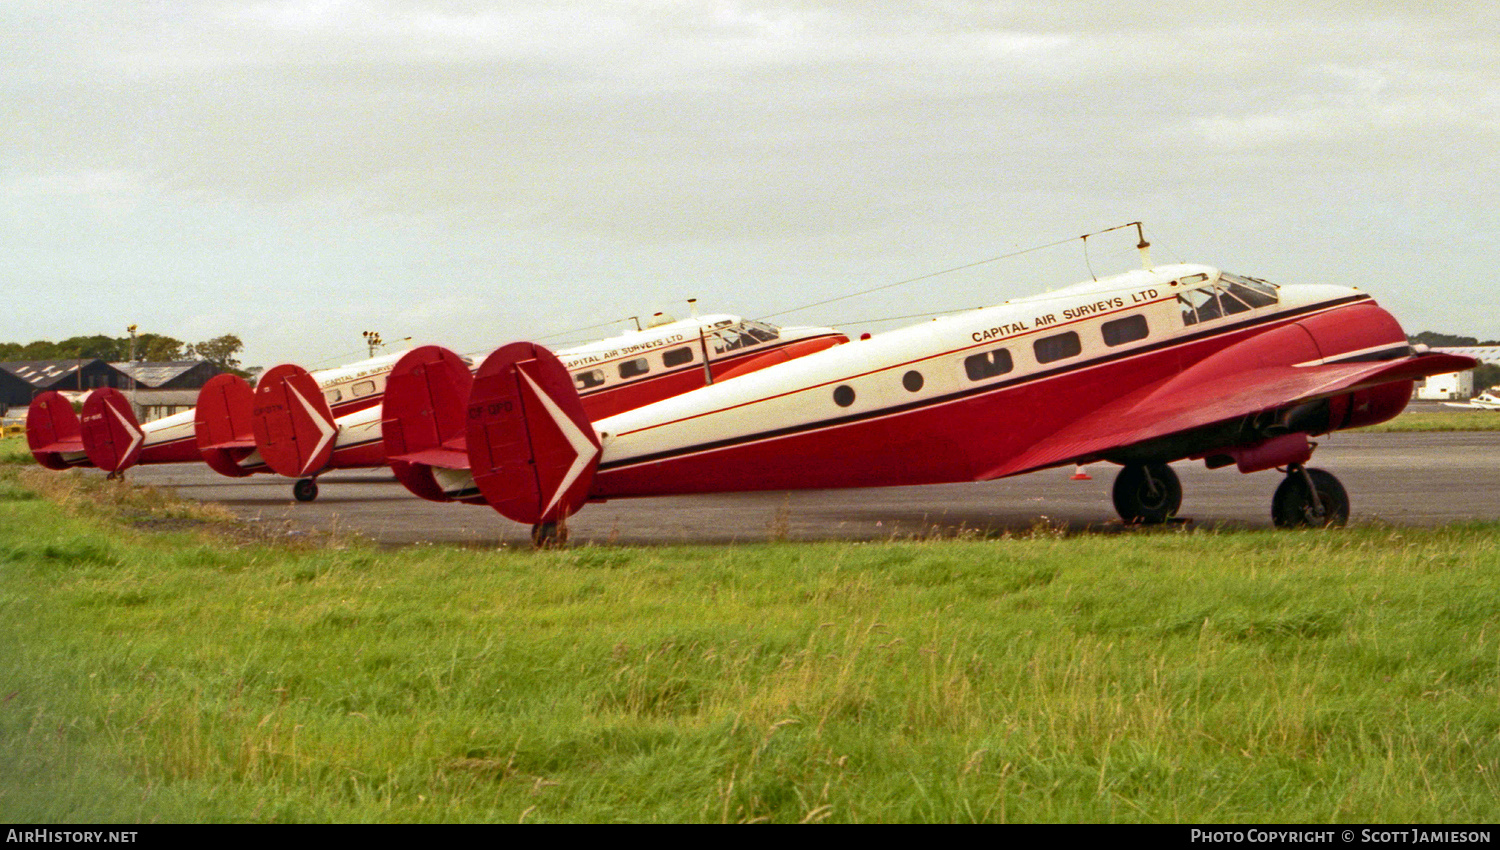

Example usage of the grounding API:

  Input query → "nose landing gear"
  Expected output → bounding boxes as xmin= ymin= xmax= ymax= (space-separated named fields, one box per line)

xmin=1271 ymin=465 xmax=1348 ymax=528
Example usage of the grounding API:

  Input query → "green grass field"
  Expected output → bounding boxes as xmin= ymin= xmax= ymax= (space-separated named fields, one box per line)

xmin=1356 ymin=407 xmax=1500 ymax=433
xmin=2 ymin=438 xmax=1499 ymax=823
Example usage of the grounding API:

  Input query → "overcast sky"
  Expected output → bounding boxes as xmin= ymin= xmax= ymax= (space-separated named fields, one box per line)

xmin=3 ymin=1 xmax=1496 ymax=369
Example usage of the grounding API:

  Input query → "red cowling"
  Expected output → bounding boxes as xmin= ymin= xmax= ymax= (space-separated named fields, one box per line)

xmin=466 ymin=342 xmax=601 ymax=525
xmin=252 ymin=364 xmax=337 ymax=478
xmin=25 ymin=391 xmax=90 ymax=470
xmin=715 ymin=334 xmax=847 ymax=383
xmin=194 ymin=373 xmax=259 ymax=478
xmin=79 ymin=388 xmax=144 ymax=472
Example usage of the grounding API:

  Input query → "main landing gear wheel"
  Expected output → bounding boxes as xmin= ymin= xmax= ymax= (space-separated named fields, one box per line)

xmin=1272 ymin=465 xmax=1348 ymax=529
xmin=530 ymin=521 xmax=568 ymax=549
xmin=293 ymin=478 xmax=319 ymax=503
xmin=1112 ymin=463 xmax=1182 ymax=524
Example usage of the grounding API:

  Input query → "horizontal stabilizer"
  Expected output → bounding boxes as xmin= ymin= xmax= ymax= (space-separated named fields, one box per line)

xmin=194 ymin=373 xmax=260 ymax=477
xmin=382 ymin=345 xmax=475 ymax=501
xmin=25 ymin=391 xmax=90 ymax=470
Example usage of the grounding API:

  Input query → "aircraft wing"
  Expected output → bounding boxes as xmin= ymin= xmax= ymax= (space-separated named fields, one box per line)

xmin=980 ymin=352 xmax=1477 ymax=480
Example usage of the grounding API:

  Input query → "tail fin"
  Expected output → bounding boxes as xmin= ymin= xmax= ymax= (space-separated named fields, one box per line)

xmin=466 ymin=342 xmax=601 ymax=525
xmin=382 ymin=345 xmax=474 ymax=502
xmin=25 ymin=391 xmax=90 ymax=470
xmin=79 ymin=388 xmax=144 ymax=473
xmin=194 ymin=373 xmax=260 ymax=478
xmin=252 ymin=364 xmax=337 ymax=478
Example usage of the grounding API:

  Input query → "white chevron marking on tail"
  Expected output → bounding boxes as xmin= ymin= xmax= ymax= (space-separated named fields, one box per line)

xmin=286 ymin=383 xmax=337 ymax=476
xmin=107 ymin=403 xmax=144 ymax=464
xmin=518 ymin=370 xmax=599 ymax=518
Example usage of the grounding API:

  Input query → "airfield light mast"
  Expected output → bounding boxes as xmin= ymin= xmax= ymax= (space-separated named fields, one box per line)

xmin=362 ymin=330 xmax=383 ymax=359
xmin=126 ymin=324 xmax=138 ymax=419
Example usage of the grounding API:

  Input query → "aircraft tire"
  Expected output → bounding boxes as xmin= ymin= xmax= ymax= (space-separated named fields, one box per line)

xmin=293 ymin=478 xmax=319 ymax=503
xmin=530 ymin=521 xmax=568 ymax=549
xmin=1271 ymin=467 xmax=1348 ymax=529
xmin=1112 ymin=463 xmax=1182 ymax=524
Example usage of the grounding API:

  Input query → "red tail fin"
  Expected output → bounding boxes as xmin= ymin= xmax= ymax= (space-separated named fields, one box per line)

xmin=25 ymin=391 xmax=90 ymax=470
xmin=382 ymin=345 xmax=475 ymax=502
xmin=466 ymin=342 xmax=601 ymax=525
xmin=194 ymin=373 xmax=259 ymax=478
xmin=252 ymin=364 xmax=337 ymax=478
xmin=79 ymin=388 xmax=144 ymax=473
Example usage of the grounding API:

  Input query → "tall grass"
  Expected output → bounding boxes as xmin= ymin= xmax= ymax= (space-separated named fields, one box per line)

xmin=2 ymin=447 xmax=1499 ymax=822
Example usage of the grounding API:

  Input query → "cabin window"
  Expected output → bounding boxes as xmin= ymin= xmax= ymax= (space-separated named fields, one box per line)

xmin=833 ymin=385 xmax=856 ymax=407
xmin=1177 ymin=287 xmax=1221 ymax=326
xmin=324 ymin=389 xmax=343 ymax=404
xmin=574 ymin=369 xmax=605 ymax=390
xmin=662 ymin=347 xmax=694 ymax=368
xmin=618 ymin=358 xmax=650 ymax=379
xmin=1101 ymin=315 xmax=1149 ymax=347
xmin=351 ymin=380 xmax=377 ymax=398
xmin=1034 ymin=331 xmax=1081 ymax=364
xmin=964 ymin=349 xmax=1014 ymax=381
xmin=902 ymin=370 xmax=924 ymax=392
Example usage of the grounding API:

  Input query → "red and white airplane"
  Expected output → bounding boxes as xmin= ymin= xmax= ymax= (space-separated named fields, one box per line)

xmin=253 ymin=313 xmax=846 ymax=502
xmin=24 ymin=351 xmax=411 ymax=500
xmin=456 ymin=263 xmax=1477 ymax=542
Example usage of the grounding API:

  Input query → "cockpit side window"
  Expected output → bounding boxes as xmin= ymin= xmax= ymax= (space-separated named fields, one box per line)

xmin=1180 ymin=272 xmax=1281 ymax=325
xmin=1177 ymin=287 xmax=1219 ymax=326
xmin=1221 ymin=275 xmax=1279 ymax=308
xmin=742 ymin=320 xmax=781 ymax=343
xmin=711 ymin=329 xmax=751 ymax=353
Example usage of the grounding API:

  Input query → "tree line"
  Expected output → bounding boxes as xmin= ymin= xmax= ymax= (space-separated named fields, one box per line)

xmin=0 ymin=333 xmax=247 ymax=377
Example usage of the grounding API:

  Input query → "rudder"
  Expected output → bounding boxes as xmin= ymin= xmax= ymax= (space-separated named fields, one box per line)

xmin=253 ymin=364 xmax=337 ymax=478
xmin=465 ymin=342 xmax=601 ymax=525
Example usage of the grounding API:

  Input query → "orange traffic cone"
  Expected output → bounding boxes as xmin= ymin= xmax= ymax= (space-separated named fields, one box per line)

xmin=1070 ymin=465 xmax=1092 ymax=481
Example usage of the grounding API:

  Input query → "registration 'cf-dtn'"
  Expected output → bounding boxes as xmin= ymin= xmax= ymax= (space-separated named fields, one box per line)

xmin=462 ymin=263 xmax=1477 ymax=543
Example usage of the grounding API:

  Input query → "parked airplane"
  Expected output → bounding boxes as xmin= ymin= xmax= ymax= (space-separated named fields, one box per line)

xmin=28 ymin=351 xmax=410 ymax=498
xmin=458 ymin=263 xmax=1477 ymax=543
xmin=253 ymin=313 xmax=846 ymax=502
xmin=1443 ymin=390 xmax=1500 ymax=411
